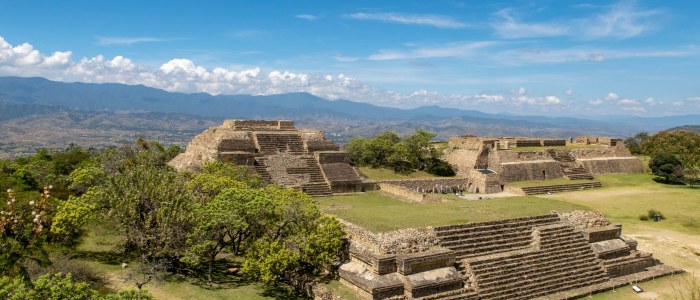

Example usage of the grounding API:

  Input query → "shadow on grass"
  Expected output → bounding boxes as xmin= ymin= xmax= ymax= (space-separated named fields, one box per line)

xmin=260 ymin=284 xmax=307 ymax=300
xmin=652 ymin=178 xmax=687 ymax=185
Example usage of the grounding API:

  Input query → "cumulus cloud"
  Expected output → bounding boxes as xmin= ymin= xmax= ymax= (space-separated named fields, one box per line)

xmin=605 ymin=92 xmax=620 ymax=101
xmin=618 ymin=98 xmax=639 ymax=105
xmin=565 ymin=88 xmax=574 ymax=96
xmin=347 ymin=12 xmax=468 ymax=29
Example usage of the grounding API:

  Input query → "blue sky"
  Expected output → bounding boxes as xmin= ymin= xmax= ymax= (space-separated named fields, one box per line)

xmin=1 ymin=0 xmax=699 ymax=116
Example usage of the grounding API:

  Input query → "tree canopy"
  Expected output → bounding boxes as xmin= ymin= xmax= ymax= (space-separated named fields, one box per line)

xmin=642 ymin=130 xmax=700 ymax=170
xmin=345 ymin=129 xmax=454 ymax=176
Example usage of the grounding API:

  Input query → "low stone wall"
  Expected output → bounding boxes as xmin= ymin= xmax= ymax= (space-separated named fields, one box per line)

xmin=377 ymin=183 xmax=444 ymax=203
xmin=578 ymin=157 xmax=644 ymax=174
xmin=378 ymin=178 xmax=469 ymax=192
xmin=584 ymin=225 xmax=622 ymax=243
xmin=336 ymin=219 xmax=439 ymax=254
xmin=560 ymin=210 xmax=612 ymax=230
xmin=307 ymin=141 xmax=340 ymax=153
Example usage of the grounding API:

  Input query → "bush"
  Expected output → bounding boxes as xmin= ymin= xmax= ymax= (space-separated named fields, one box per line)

xmin=639 ymin=214 xmax=649 ymax=221
xmin=647 ymin=209 xmax=666 ymax=221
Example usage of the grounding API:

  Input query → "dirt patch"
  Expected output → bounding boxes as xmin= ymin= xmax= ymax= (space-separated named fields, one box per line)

xmin=625 ymin=225 xmax=700 ymax=276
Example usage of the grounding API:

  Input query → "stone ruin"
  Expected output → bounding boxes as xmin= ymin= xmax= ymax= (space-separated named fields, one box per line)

xmin=442 ymin=136 xmax=645 ymax=194
xmin=335 ymin=211 xmax=682 ymax=300
xmin=169 ymin=120 xmax=367 ymax=196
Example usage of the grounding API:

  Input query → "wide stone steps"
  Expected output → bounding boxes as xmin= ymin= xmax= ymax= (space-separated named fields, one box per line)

xmin=480 ymin=269 xmax=607 ymax=300
xmin=413 ymin=288 xmax=479 ymax=300
xmin=520 ymin=182 xmax=602 ymax=195
xmin=564 ymin=167 xmax=594 ymax=180
xmin=301 ymin=182 xmax=332 ymax=196
xmin=255 ymin=133 xmax=305 ymax=154
xmin=435 ymin=215 xmax=561 ymax=237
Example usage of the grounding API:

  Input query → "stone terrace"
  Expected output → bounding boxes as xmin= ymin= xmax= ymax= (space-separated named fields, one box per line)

xmin=170 ymin=120 xmax=365 ymax=196
xmin=336 ymin=212 xmax=682 ymax=300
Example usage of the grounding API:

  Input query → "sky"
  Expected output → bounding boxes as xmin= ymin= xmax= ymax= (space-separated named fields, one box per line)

xmin=1 ymin=0 xmax=699 ymax=116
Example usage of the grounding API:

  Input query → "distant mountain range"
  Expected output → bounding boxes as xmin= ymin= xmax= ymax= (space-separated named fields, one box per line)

xmin=0 ymin=76 xmax=698 ymax=156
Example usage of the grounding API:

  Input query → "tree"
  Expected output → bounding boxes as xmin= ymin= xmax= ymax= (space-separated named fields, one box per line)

xmin=0 ymin=273 xmax=97 ymax=300
xmin=642 ymin=130 xmax=700 ymax=170
xmin=1 ymin=187 xmax=52 ymax=278
xmin=624 ymin=132 xmax=650 ymax=155
xmin=649 ymin=153 xmax=684 ymax=183
xmin=53 ymin=140 xmax=194 ymax=261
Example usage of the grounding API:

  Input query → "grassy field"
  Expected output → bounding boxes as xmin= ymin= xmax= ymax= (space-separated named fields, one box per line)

xmin=319 ymin=190 xmax=589 ymax=232
xmin=357 ymin=166 xmax=439 ymax=181
xmin=509 ymin=144 xmax=605 ymax=152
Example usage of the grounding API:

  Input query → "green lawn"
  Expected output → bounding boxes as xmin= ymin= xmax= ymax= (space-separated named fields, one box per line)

xmin=319 ymin=190 xmax=589 ymax=232
xmin=542 ymin=173 xmax=700 ymax=235
xmin=583 ymin=274 xmax=697 ymax=300
xmin=357 ymin=166 xmax=440 ymax=181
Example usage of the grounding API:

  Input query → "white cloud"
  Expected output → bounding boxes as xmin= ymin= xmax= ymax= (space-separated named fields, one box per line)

xmin=605 ymin=92 xmax=620 ymax=101
xmin=581 ymin=1 xmax=659 ymax=39
xmin=618 ymin=98 xmax=639 ymax=105
xmin=622 ymin=106 xmax=646 ymax=114
xmin=687 ymin=97 xmax=700 ymax=101
xmin=333 ymin=53 xmax=360 ymax=62
xmin=589 ymin=99 xmax=603 ymax=106
xmin=565 ymin=88 xmax=574 ymax=96
xmin=368 ymin=41 xmax=497 ymax=61
xmin=296 ymin=14 xmax=319 ymax=21
xmin=95 ymin=36 xmax=168 ymax=46
xmin=492 ymin=9 xmax=569 ymax=39
xmin=672 ymin=101 xmax=685 ymax=107
xmin=347 ymin=12 xmax=467 ymax=29
xmin=494 ymin=1 xmax=659 ymax=40
xmin=544 ymin=95 xmax=561 ymax=105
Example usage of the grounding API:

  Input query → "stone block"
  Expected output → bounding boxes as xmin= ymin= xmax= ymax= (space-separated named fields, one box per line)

xmin=338 ymin=262 xmax=404 ymax=300
xmin=395 ymin=248 xmax=455 ymax=275
xmin=584 ymin=225 xmax=621 ymax=243
xmin=404 ymin=267 xmax=463 ymax=298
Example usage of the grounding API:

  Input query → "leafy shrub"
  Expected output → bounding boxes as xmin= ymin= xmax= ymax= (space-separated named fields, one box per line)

xmin=639 ymin=214 xmax=649 ymax=221
xmin=647 ymin=209 xmax=666 ymax=221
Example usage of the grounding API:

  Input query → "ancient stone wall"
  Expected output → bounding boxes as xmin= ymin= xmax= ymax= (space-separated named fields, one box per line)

xmin=223 ymin=119 xmax=293 ymax=129
xmin=377 ymin=183 xmax=445 ymax=203
xmin=497 ymin=161 xmax=564 ymax=182
xmin=378 ymin=178 xmax=469 ymax=193
xmin=316 ymin=152 xmax=350 ymax=164
xmin=306 ymin=141 xmax=340 ymax=153
xmin=496 ymin=150 xmax=554 ymax=162
xmin=578 ymin=157 xmax=645 ymax=174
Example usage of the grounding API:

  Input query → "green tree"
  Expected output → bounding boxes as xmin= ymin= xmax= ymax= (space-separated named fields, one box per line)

xmin=242 ymin=188 xmax=345 ymax=286
xmin=642 ymin=130 xmax=700 ymax=170
xmin=649 ymin=153 xmax=684 ymax=183
xmin=1 ymin=187 xmax=52 ymax=278
xmin=0 ymin=273 xmax=97 ymax=300
xmin=624 ymin=132 xmax=650 ymax=155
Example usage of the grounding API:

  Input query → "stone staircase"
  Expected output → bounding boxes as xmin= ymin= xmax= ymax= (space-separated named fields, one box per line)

xmin=520 ymin=182 xmax=602 ymax=195
xmin=253 ymin=158 xmax=273 ymax=183
xmin=254 ymin=133 xmax=305 ymax=154
xmin=564 ymin=167 xmax=595 ymax=180
xmin=547 ymin=149 xmax=594 ymax=180
xmin=435 ymin=215 xmax=561 ymax=260
xmin=296 ymin=156 xmax=332 ymax=196
xmin=457 ymin=223 xmax=607 ymax=300
xmin=253 ymin=156 xmax=332 ymax=196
